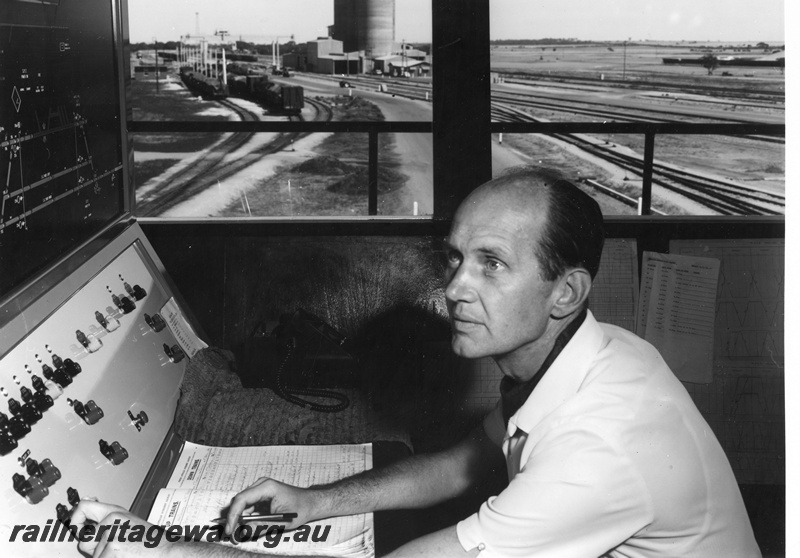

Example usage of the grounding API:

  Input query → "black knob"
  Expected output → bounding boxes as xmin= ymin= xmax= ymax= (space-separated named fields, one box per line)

xmin=67 ymin=487 xmax=80 ymax=507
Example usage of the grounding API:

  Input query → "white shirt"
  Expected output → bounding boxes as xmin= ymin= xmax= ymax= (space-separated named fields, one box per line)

xmin=457 ymin=311 xmax=760 ymax=558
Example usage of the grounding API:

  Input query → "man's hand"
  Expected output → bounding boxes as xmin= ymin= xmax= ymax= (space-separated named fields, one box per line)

xmin=225 ymin=478 xmax=318 ymax=535
xmin=70 ymin=500 xmax=164 ymax=557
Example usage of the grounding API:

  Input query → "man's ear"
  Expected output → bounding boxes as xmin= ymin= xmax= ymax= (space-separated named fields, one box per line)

xmin=551 ymin=268 xmax=592 ymax=319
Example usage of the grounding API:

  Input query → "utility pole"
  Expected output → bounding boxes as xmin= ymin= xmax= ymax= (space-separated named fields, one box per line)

xmin=402 ymin=39 xmax=406 ymax=77
xmin=153 ymin=37 xmax=159 ymax=92
xmin=622 ymin=37 xmax=631 ymax=80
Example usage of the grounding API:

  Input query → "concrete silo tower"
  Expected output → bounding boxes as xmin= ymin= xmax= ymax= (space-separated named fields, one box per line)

xmin=333 ymin=0 xmax=395 ymax=57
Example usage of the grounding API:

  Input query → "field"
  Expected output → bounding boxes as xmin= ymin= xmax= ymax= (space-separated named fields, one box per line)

xmin=491 ymin=42 xmax=785 ymax=86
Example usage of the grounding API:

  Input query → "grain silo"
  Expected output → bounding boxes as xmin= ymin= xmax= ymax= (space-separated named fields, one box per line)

xmin=333 ymin=0 xmax=395 ymax=57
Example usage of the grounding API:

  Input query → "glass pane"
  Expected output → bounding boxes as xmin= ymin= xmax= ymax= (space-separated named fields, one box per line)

xmin=378 ymin=133 xmax=433 ymax=216
xmin=489 ymin=1 xmax=784 ymax=124
xmin=134 ymin=132 xmax=373 ymax=217
xmin=492 ymin=134 xmax=642 ymax=216
xmin=128 ymin=0 xmax=432 ymax=122
xmin=128 ymin=1 xmax=433 ymax=217
xmin=650 ymin=134 xmax=784 ymax=216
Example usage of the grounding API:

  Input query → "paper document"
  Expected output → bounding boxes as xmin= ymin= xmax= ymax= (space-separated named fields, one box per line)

xmin=636 ymin=251 xmax=720 ymax=383
xmin=161 ymin=297 xmax=208 ymax=358
xmin=147 ymin=442 xmax=374 ymax=557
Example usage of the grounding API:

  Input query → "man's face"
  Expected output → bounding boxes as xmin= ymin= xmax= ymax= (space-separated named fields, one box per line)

xmin=444 ymin=190 xmax=560 ymax=362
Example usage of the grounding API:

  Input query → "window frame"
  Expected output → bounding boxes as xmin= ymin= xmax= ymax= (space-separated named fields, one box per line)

xmin=123 ymin=0 xmax=785 ymax=225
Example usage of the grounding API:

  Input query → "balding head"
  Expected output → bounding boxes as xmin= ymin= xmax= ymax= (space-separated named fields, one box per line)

xmin=457 ymin=168 xmax=605 ymax=281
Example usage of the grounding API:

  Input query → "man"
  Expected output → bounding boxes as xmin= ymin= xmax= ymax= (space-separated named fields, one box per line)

xmin=72 ymin=170 xmax=760 ymax=557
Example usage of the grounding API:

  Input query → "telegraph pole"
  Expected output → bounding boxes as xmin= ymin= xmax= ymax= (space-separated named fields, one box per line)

xmin=153 ymin=37 xmax=159 ymax=92
xmin=622 ymin=37 xmax=631 ymax=80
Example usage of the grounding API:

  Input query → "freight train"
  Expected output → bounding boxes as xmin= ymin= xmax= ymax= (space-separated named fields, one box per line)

xmin=227 ymin=74 xmax=304 ymax=114
xmin=179 ymin=66 xmax=229 ymax=99
xmin=179 ymin=66 xmax=304 ymax=114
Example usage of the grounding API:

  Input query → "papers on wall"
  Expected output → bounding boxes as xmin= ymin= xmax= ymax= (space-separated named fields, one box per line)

xmin=161 ymin=297 xmax=208 ymax=357
xmin=147 ymin=442 xmax=374 ymax=557
xmin=636 ymin=251 xmax=720 ymax=383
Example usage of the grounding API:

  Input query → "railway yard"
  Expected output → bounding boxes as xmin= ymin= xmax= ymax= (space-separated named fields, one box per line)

xmin=132 ymin=43 xmax=784 ymax=217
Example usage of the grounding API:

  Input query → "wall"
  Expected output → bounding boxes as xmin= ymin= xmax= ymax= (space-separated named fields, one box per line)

xmin=142 ymin=220 xmax=784 ymax=552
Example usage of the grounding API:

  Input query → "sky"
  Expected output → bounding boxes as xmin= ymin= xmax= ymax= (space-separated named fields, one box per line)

xmin=128 ymin=0 xmax=784 ymax=44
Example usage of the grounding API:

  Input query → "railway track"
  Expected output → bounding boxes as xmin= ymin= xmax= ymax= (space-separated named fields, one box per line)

xmin=137 ymin=96 xmax=333 ymax=216
xmin=492 ymin=104 xmax=785 ymax=215
xmin=499 ymin=72 xmax=785 ymax=105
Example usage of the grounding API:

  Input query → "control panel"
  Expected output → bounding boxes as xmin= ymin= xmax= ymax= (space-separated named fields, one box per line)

xmin=0 ymin=224 xmax=202 ymax=555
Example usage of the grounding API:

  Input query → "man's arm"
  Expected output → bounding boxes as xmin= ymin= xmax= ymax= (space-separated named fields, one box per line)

xmin=226 ymin=421 xmax=504 ymax=533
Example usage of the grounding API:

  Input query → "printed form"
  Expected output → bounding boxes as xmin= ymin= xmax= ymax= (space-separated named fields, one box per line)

xmin=636 ymin=251 xmax=720 ymax=383
xmin=148 ymin=442 xmax=374 ymax=557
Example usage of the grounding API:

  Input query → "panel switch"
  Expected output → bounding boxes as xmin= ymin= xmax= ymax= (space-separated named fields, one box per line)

xmin=128 ymin=409 xmax=149 ymax=431
xmin=76 ymin=330 xmax=102 ymax=353
xmin=13 ymin=473 xmax=48 ymax=504
xmin=163 ymin=344 xmax=185 ymax=363
xmin=9 ymin=397 xmax=42 ymax=426
xmin=0 ymin=411 xmax=31 ymax=440
xmin=99 ymin=440 xmax=128 ymax=465
xmin=26 ymin=458 xmax=61 ymax=487
xmin=144 ymin=313 xmax=166 ymax=333
xmin=70 ymin=399 xmax=104 ymax=425
xmin=0 ymin=429 xmax=18 ymax=456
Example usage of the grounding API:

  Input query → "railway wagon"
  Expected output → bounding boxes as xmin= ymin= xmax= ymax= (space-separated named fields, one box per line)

xmin=179 ymin=66 xmax=229 ymax=99
xmin=228 ymin=74 xmax=304 ymax=114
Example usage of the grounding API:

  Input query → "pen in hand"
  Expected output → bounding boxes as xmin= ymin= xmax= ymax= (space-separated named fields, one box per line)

xmin=211 ymin=513 xmax=298 ymax=524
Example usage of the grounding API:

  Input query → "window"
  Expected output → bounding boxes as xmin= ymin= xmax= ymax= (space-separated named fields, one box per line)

xmin=126 ymin=0 xmax=433 ymax=218
xmin=488 ymin=0 xmax=785 ymax=216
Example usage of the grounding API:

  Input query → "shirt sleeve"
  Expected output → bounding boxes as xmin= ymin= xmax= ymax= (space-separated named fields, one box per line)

xmin=457 ymin=425 xmax=653 ymax=558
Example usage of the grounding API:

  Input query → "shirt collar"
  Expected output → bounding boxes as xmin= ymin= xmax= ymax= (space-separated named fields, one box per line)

xmin=500 ymin=309 xmax=587 ymax=427
xmin=504 ymin=310 xmax=605 ymax=436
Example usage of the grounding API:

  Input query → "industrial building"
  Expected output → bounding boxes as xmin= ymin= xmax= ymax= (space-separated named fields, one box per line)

xmin=282 ymin=0 xmax=432 ymax=76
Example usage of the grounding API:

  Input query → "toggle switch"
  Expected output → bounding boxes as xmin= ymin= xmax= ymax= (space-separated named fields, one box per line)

xmin=62 ymin=359 xmax=81 ymax=378
xmin=9 ymin=397 xmax=42 ymax=426
xmin=95 ymin=310 xmax=120 ymax=332
xmin=144 ymin=313 xmax=166 ymax=333
xmin=43 ymin=363 xmax=72 ymax=388
xmin=0 ymin=411 xmax=31 ymax=440
xmin=21 ymin=386 xmax=53 ymax=413
xmin=26 ymin=458 xmax=61 ymax=487
xmin=0 ymin=429 xmax=18 ymax=456
xmin=13 ymin=473 xmax=48 ymax=504
xmin=70 ymin=399 xmax=104 ymax=425
xmin=56 ymin=503 xmax=71 ymax=526
xmin=99 ymin=440 xmax=128 ymax=465
xmin=67 ymin=487 xmax=80 ymax=507
xmin=76 ymin=329 xmax=102 ymax=353
xmin=132 ymin=284 xmax=147 ymax=300
xmin=119 ymin=296 xmax=136 ymax=313
xmin=32 ymin=374 xmax=64 ymax=400
xmin=163 ymin=344 xmax=185 ymax=363
xmin=128 ymin=409 xmax=149 ymax=431
xmin=111 ymin=293 xmax=136 ymax=314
